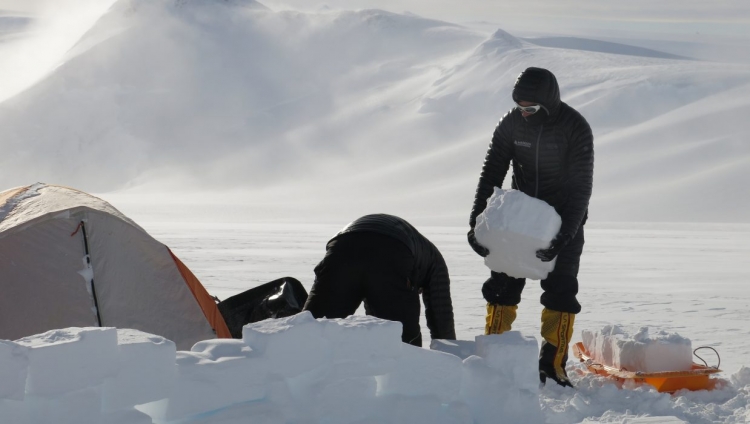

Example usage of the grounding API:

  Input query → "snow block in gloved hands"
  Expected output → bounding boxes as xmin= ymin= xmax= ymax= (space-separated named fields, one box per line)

xmin=475 ymin=188 xmax=561 ymax=280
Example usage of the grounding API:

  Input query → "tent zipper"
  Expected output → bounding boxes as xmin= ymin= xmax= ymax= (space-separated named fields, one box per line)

xmin=79 ymin=221 xmax=103 ymax=327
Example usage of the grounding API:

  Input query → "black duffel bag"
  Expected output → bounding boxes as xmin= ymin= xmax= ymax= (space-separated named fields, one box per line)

xmin=217 ymin=277 xmax=308 ymax=338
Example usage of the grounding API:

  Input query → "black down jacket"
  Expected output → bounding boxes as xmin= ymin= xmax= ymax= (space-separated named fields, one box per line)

xmin=470 ymin=68 xmax=594 ymax=239
xmin=333 ymin=214 xmax=456 ymax=340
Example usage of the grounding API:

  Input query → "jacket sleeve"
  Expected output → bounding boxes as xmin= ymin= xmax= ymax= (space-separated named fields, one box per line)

xmin=559 ymin=114 xmax=594 ymax=236
xmin=470 ymin=112 xmax=515 ymax=227
xmin=422 ymin=252 xmax=456 ymax=340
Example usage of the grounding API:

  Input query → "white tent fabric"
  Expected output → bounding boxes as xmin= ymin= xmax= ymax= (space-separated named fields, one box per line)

xmin=0 ymin=184 xmax=220 ymax=350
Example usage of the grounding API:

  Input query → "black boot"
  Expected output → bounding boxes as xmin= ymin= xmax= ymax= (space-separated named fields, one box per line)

xmin=539 ymin=340 xmax=573 ymax=387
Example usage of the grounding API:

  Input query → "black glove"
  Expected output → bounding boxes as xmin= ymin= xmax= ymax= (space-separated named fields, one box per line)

xmin=536 ymin=232 xmax=572 ymax=262
xmin=467 ymin=228 xmax=489 ymax=257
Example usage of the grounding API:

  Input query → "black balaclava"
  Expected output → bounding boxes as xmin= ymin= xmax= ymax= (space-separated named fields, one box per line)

xmin=512 ymin=67 xmax=561 ymax=125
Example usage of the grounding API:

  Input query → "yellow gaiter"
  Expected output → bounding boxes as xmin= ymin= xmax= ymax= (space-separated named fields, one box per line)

xmin=540 ymin=308 xmax=576 ymax=383
xmin=485 ymin=303 xmax=518 ymax=335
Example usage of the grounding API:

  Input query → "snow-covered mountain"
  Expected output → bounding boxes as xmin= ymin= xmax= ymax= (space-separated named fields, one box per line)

xmin=1 ymin=0 xmax=748 ymax=224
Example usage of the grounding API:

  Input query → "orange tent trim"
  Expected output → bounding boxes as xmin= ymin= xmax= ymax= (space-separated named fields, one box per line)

xmin=168 ymin=248 xmax=232 ymax=339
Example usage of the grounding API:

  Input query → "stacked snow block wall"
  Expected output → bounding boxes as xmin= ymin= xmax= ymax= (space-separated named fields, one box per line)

xmin=0 ymin=313 xmax=545 ymax=424
xmin=582 ymin=325 xmax=693 ymax=373
xmin=0 ymin=327 xmax=174 ymax=424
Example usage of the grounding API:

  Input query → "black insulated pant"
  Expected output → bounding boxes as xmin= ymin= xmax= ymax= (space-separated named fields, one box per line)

xmin=481 ymin=226 xmax=585 ymax=314
xmin=303 ymin=232 xmax=422 ymax=346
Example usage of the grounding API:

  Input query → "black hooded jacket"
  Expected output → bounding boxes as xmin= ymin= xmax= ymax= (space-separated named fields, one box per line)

xmin=331 ymin=214 xmax=456 ymax=340
xmin=470 ymin=68 xmax=594 ymax=238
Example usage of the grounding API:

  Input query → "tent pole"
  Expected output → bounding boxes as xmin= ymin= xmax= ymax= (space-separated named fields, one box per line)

xmin=80 ymin=221 xmax=103 ymax=327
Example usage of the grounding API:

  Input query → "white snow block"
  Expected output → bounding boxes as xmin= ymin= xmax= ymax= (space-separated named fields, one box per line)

xmin=459 ymin=356 xmax=544 ymax=424
xmin=321 ymin=315 xmax=403 ymax=380
xmin=443 ymin=401 xmax=474 ymax=424
xmin=475 ymin=332 xmax=539 ymax=392
xmin=242 ymin=311 xmax=332 ymax=378
xmin=16 ymin=327 xmax=120 ymax=396
xmin=378 ymin=395 xmax=473 ymax=424
xmin=328 ymin=355 xmax=400 ymax=381
xmin=379 ymin=394 xmax=444 ymax=424
xmin=475 ymin=188 xmax=561 ymax=280
xmin=24 ymin=386 xmax=103 ymax=424
xmin=321 ymin=315 xmax=403 ymax=360
xmin=266 ymin=376 xmax=297 ymax=423
xmin=0 ymin=341 xmax=29 ymax=400
xmin=138 ymin=339 xmax=268 ymax=422
xmin=430 ymin=339 xmax=476 ymax=360
xmin=0 ymin=400 xmax=29 ymax=424
xmin=312 ymin=377 xmax=377 ymax=424
xmin=184 ymin=401 xmax=285 ymax=424
xmin=100 ymin=409 xmax=154 ymax=424
xmin=377 ymin=344 xmax=463 ymax=403
xmin=101 ymin=329 xmax=177 ymax=412
xmin=582 ymin=326 xmax=693 ymax=373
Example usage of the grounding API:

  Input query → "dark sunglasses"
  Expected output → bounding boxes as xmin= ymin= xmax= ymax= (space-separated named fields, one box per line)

xmin=516 ymin=103 xmax=542 ymax=114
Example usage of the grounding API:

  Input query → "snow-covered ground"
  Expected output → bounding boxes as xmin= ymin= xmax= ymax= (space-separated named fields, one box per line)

xmin=2 ymin=0 xmax=750 ymax=422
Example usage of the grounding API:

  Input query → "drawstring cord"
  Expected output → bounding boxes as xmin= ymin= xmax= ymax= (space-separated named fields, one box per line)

xmin=693 ymin=346 xmax=720 ymax=369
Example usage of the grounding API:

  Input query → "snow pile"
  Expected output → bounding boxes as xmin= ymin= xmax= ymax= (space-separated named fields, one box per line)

xmin=474 ymin=188 xmax=562 ymax=280
xmin=0 ymin=183 xmax=44 ymax=222
xmin=582 ymin=326 xmax=693 ymax=373
xmin=0 ymin=313 xmax=545 ymax=424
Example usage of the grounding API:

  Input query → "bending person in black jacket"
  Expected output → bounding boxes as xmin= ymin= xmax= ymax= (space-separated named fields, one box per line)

xmin=467 ymin=67 xmax=594 ymax=388
xmin=303 ymin=214 xmax=456 ymax=346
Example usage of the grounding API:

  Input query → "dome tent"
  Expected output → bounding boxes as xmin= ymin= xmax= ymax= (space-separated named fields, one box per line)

xmin=0 ymin=183 xmax=230 ymax=349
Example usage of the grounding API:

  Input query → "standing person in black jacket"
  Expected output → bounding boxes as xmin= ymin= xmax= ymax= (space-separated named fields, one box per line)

xmin=467 ymin=67 xmax=594 ymax=388
xmin=303 ymin=214 xmax=456 ymax=347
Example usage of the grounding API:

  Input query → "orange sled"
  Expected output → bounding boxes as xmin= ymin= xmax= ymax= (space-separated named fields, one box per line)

xmin=572 ymin=342 xmax=722 ymax=393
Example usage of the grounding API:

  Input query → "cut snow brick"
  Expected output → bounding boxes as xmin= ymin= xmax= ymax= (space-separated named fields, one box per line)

xmin=459 ymin=356 xmax=544 ymax=424
xmin=266 ymin=375 xmax=297 ymax=423
xmin=137 ymin=338 xmax=267 ymax=421
xmin=475 ymin=332 xmax=539 ymax=392
xmin=0 ymin=400 xmax=28 ymax=424
xmin=321 ymin=315 xmax=403 ymax=380
xmin=184 ymin=400 xmax=286 ymax=424
xmin=0 ymin=340 xmax=29 ymax=400
xmin=430 ymin=339 xmax=476 ymax=360
xmin=25 ymin=386 xmax=103 ymax=424
xmin=16 ymin=327 xmax=119 ymax=396
xmin=582 ymin=326 xmax=693 ymax=373
xmin=312 ymin=377 xmax=378 ymax=424
xmin=380 ymin=394 xmax=444 ymax=424
xmin=100 ymin=409 xmax=154 ymax=424
xmin=101 ymin=329 xmax=177 ymax=412
xmin=242 ymin=311 xmax=332 ymax=378
xmin=321 ymin=315 xmax=403 ymax=360
xmin=377 ymin=343 xmax=462 ymax=403
xmin=475 ymin=188 xmax=561 ymax=280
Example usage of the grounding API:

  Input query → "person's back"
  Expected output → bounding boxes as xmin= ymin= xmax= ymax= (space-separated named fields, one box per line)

xmin=304 ymin=214 xmax=455 ymax=346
